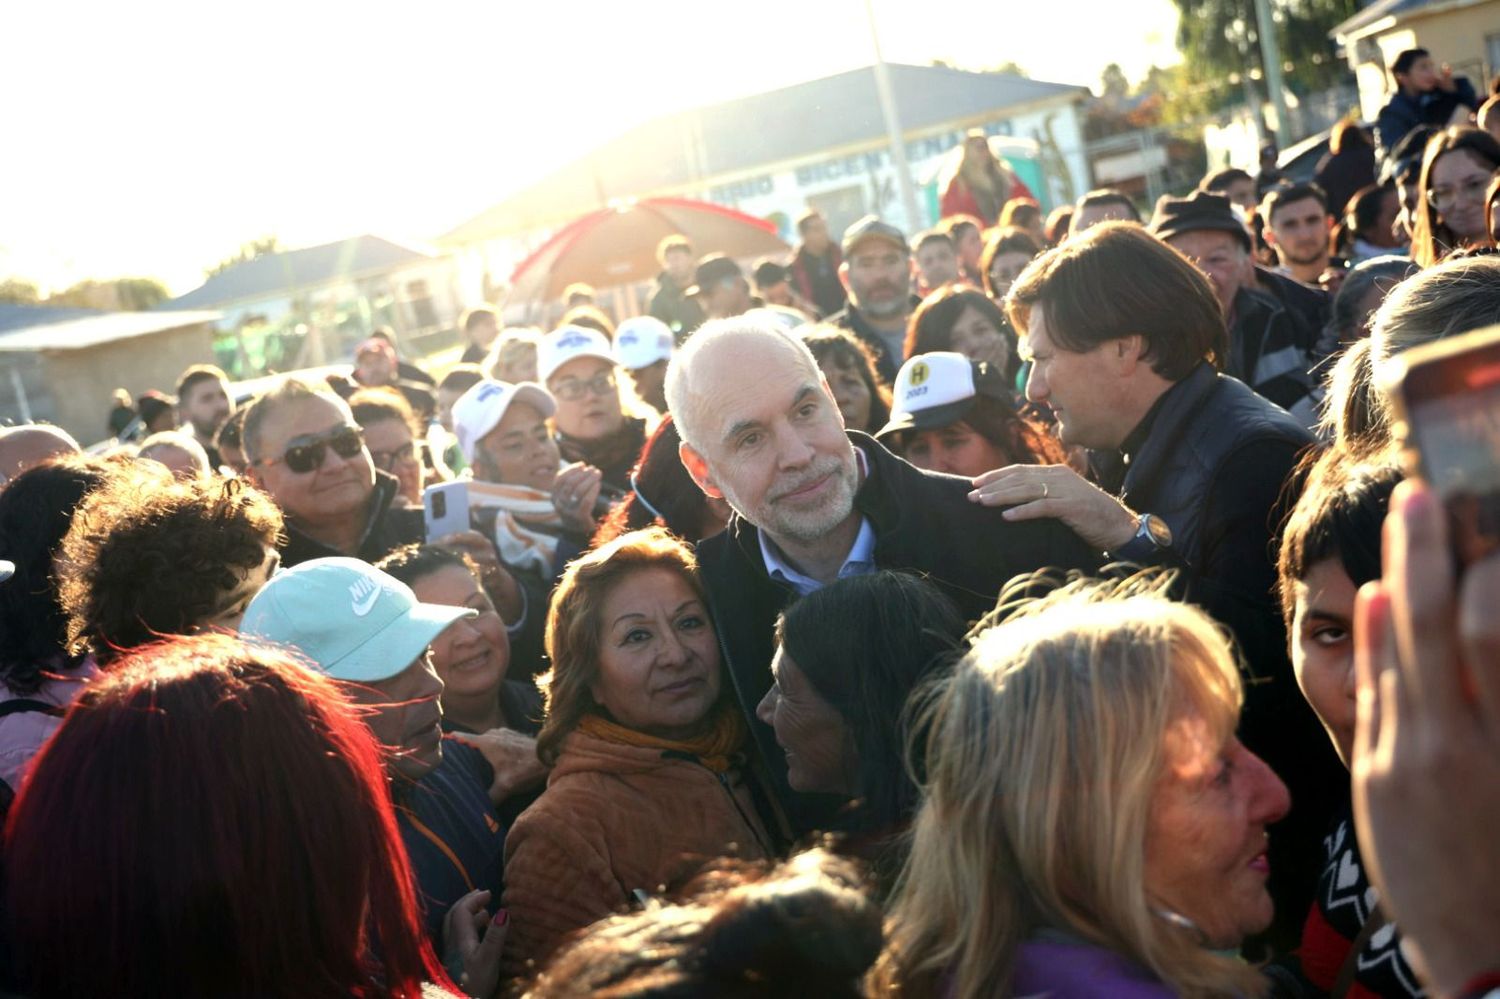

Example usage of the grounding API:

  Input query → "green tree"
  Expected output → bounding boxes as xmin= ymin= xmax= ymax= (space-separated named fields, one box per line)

xmin=207 ymin=235 xmax=279 ymax=278
xmin=44 ymin=278 xmax=168 ymax=311
xmin=932 ymin=57 xmax=1029 ymax=78
xmin=113 ymin=277 xmax=169 ymax=310
xmin=1169 ymin=0 xmax=1357 ymax=110
xmin=0 ymin=280 xmax=40 ymax=305
xmin=1101 ymin=62 xmax=1131 ymax=101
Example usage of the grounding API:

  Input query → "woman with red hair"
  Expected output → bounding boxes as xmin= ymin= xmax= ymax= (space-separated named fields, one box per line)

xmin=3 ymin=633 xmax=458 ymax=998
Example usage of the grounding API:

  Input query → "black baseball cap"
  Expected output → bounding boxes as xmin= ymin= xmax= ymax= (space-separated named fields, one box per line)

xmin=753 ymin=259 xmax=790 ymax=288
xmin=685 ymin=255 xmax=744 ymax=298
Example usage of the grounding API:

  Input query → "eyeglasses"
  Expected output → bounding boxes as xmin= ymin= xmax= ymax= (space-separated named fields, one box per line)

xmin=260 ymin=425 xmax=365 ymax=474
xmin=1427 ymin=175 xmax=1493 ymax=212
xmin=549 ymin=370 xmax=617 ymax=402
xmin=369 ymin=439 xmax=419 ymax=472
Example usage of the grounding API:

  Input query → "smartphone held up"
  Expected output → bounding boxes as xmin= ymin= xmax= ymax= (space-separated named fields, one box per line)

xmin=424 ymin=481 xmax=470 ymax=541
xmin=1382 ymin=322 xmax=1500 ymax=566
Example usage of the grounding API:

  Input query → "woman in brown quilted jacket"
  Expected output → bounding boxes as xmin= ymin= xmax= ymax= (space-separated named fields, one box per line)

xmin=500 ymin=527 xmax=776 ymax=975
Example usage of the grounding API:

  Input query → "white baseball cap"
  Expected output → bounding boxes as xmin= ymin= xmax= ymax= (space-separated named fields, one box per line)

xmin=876 ymin=351 xmax=1011 ymax=439
xmin=538 ymin=325 xmax=616 ymax=383
xmin=240 ymin=557 xmax=474 ymax=684
xmin=613 ymin=316 xmax=674 ymax=371
xmin=450 ymin=378 xmax=557 ymax=464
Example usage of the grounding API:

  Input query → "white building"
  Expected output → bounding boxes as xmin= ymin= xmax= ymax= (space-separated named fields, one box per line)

xmin=440 ymin=63 xmax=1091 ymax=291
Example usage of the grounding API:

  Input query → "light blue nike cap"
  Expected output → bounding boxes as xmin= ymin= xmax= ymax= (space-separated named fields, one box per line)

xmin=240 ymin=557 xmax=474 ymax=683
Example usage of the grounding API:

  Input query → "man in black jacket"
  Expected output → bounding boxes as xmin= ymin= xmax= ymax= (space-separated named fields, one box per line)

xmin=243 ymin=377 xmax=424 ymax=567
xmin=788 ymin=210 xmax=846 ymax=318
xmin=1375 ymin=48 xmax=1480 ymax=161
xmin=1149 ymin=190 xmax=1329 ymax=427
xmin=647 ymin=235 xmax=705 ymax=342
xmin=667 ymin=319 xmax=1102 ymax=835
xmin=970 ymin=222 xmax=1341 ymax=951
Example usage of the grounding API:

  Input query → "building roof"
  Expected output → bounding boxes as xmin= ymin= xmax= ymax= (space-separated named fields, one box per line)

xmin=0 ymin=303 xmax=104 ymax=334
xmin=439 ymin=63 xmax=1086 ymax=245
xmin=163 ymin=234 xmax=435 ymax=311
xmin=1331 ymin=0 xmax=1492 ymax=40
xmin=0 ymin=309 xmax=221 ymax=353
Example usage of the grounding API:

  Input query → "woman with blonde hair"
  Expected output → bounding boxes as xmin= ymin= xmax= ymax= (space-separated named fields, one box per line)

xmin=484 ymin=327 xmax=543 ymax=385
xmin=938 ymin=131 xmax=1035 ymax=227
xmin=500 ymin=527 xmax=775 ymax=973
xmin=873 ymin=575 xmax=1289 ymax=999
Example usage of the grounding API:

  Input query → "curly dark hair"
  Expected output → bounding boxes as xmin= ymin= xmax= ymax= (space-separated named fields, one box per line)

xmin=530 ymin=848 xmax=880 ymax=999
xmin=59 ymin=469 xmax=284 ymax=665
xmin=377 ymin=543 xmax=476 ymax=589
xmin=0 ymin=455 xmax=121 ymax=694
xmin=802 ymin=327 xmax=894 ymax=432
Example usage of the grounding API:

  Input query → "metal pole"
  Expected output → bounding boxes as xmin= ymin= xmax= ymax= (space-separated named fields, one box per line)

xmin=8 ymin=366 xmax=31 ymax=423
xmin=1253 ymin=0 xmax=1293 ymax=143
xmin=863 ymin=0 xmax=922 ymax=231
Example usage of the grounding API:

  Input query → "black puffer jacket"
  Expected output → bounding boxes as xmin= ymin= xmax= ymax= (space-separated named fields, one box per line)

xmin=278 ymin=471 xmax=424 ymax=567
xmin=696 ymin=432 xmax=1102 ymax=836
xmin=1099 ymin=361 xmax=1341 ymax=951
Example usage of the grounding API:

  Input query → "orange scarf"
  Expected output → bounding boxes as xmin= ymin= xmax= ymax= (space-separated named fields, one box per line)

xmin=577 ymin=708 xmax=745 ymax=774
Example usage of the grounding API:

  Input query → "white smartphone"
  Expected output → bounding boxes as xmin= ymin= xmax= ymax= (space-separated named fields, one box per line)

xmin=423 ymin=481 xmax=470 ymax=541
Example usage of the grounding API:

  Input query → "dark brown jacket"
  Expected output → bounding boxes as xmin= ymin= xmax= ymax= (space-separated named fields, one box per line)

xmin=500 ymin=726 xmax=773 ymax=972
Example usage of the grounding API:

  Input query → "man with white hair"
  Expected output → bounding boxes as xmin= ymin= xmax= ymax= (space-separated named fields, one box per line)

xmin=669 ymin=317 xmax=1101 ymax=830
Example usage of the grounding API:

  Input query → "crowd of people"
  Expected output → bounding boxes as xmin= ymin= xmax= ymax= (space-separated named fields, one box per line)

xmin=3 ymin=48 xmax=1500 ymax=998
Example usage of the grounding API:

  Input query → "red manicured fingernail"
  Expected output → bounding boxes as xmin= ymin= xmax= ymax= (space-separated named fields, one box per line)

xmin=493 ymin=908 xmax=509 ymax=927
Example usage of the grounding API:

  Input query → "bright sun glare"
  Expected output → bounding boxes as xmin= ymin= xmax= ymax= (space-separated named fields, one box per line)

xmin=1 ymin=0 xmax=1178 ymax=295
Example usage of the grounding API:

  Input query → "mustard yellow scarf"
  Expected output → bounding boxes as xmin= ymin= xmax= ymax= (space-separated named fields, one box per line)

xmin=577 ymin=708 xmax=745 ymax=773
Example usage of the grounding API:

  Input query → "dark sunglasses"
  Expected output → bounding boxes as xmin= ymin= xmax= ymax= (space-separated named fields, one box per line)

xmin=262 ymin=425 xmax=365 ymax=474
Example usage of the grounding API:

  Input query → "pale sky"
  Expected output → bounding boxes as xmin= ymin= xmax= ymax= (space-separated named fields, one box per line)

xmin=3 ymin=0 xmax=1179 ymax=296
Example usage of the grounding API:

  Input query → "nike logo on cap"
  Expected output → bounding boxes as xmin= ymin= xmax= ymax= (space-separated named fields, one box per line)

xmin=349 ymin=577 xmax=381 ymax=617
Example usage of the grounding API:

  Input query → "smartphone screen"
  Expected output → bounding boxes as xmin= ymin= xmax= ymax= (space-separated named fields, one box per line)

xmin=1409 ymin=387 xmax=1500 ymax=563
xmin=423 ymin=481 xmax=470 ymax=541
xmin=1388 ymin=325 xmax=1500 ymax=564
